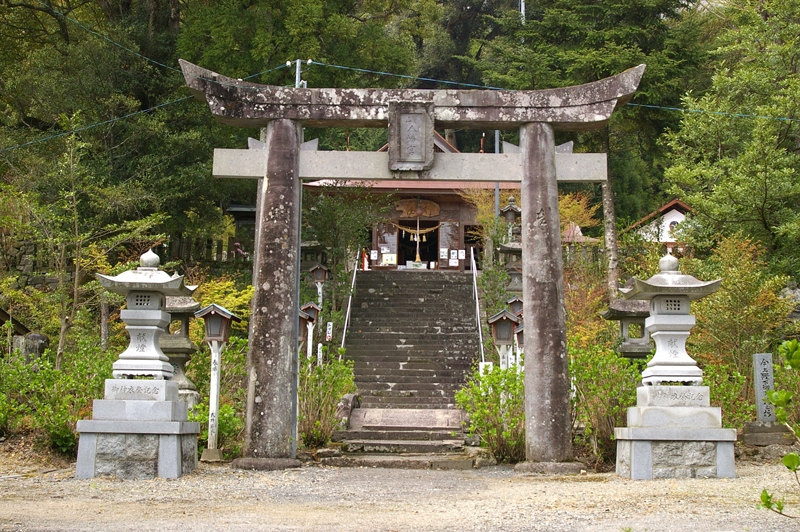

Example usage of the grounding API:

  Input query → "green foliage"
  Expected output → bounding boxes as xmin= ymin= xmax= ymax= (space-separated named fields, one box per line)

xmin=298 ymin=353 xmax=356 ymax=449
xmin=760 ymin=340 xmax=800 ymax=518
xmin=702 ymin=364 xmax=753 ymax=429
xmin=569 ymin=346 xmax=639 ymax=462
xmin=0 ymin=337 xmax=114 ymax=455
xmin=186 ymin=336 xmax=249 ymax=420
xmin=663 ymin=0 xmax=800 ymax=277
xmin=303 ymin=182 xmax=395 ymax=312
xmin=455 ymin=365 xmax=525 ymax=463
xmin=189 ymin=402 xmax=245 ymax=459
xmin=687 ymin=235 xmax=795 ymax=410
xmin=475 ymin=0 xmax=711 ymax=221
xmin=779 ymin=340 xmax=800 ymax=371
xmin=190 ymin=277 xmax=254 ymax=345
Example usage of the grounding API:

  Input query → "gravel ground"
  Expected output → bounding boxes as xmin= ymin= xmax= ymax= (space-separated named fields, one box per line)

xmin=1 ymin=454 xmax=799 ymax=532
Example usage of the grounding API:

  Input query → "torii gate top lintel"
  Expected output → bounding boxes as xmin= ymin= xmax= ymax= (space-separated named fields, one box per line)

xmin=179 ymin=59 xmax=645 ymax=131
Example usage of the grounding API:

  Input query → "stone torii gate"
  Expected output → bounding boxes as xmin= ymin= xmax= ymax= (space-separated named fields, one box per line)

xmin=180 ymin=59 xmax=644 ymax=467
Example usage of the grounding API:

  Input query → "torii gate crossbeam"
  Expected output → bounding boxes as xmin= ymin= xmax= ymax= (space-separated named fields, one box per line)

xmin=180 ymin=60 xmax=644 ymax=468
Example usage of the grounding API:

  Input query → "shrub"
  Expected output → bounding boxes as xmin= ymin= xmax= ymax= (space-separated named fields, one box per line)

xmin=0 ymin=337 xmax=113 ymax=455
xmin=455 ymin=365 xmax=525 ymax=463
xmin=298 ymin=351 xmax=356 ymax=449
xmin=702 ymin=363 xmax=753 ymax=429
xmin=189 ymin=401 xmax=245 ymax=458
xmin=570 ymin=345 xmax=639 ymax=463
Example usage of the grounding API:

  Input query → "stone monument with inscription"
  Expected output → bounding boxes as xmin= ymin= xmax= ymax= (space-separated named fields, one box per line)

xmin=615 ymin=254 xmax=736 ymax=479
xmin=739 ymin=352 xmax=795 ymax=446
xmin=76 ymin=250 xmax=200 ymax=479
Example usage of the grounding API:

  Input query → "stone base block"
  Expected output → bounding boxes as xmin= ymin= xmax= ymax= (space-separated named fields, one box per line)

xmin=514 ymin=461 xmax=584 ymax=475
xmin=615 ymin=428 xmax=736 ymax=480
xmin=92 ymin=399 xmax=188 ymax=421
xmin=230 ymin=458 xmax=302 ymax=471
xmin=637 ymin=385 xmax=710 ymax=407
xmin=76 ymin=419 xmax=199 ymax=479
xmin=627 ymin=406 xmax=721 ymax=428
xmin=740 ymin=422 xmax=795 ymax=446
xmin=105 ymin=379 xmax=178 ymax=401
xmin=201 ymin=448 xmax=224 ymax=462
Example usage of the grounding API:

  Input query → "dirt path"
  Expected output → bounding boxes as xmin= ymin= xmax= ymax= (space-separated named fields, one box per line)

xmin=1 ymin=450 xmax=798 ymax=531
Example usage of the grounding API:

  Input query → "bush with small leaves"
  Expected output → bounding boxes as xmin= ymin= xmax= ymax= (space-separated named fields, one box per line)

xmin=298 ymin=350 xmax=356 ymax=449
xmin=456 ymin=364 xmax=525 ymax=463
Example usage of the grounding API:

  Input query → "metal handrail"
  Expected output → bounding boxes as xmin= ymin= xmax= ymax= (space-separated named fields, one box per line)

xmin=340 ymin=250 xmax=360 ymax=351
xmin=471 ymin=247 xmax=485 ymax=363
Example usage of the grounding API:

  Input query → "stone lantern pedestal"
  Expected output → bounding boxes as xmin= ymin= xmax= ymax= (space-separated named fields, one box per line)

xmin=615 ymin=254 xmax=736 ymax=479
xmin=76 ymin=251 xmax=200 ymax=480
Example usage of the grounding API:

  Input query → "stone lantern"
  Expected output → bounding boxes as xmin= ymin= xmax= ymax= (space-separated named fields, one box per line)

xmin=498 ymin=197 xmax=523 ymax=295
xmin=600 ymin=299 xmax=652 ymax=360
xmin=619 ymin=253 xmax=719 ymax=385
xmin=76 ymin=250 xmax=199 ymax=480
xmin=614 ymin=253 xmax=735 ymax=480
xmin=95 ymin=249 xmax=197 ymax=379
xmin=161 ymin=296 xmax=201 ymax=408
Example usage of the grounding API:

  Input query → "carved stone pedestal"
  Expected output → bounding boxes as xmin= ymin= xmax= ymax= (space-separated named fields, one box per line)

xmin=76 ymin=380 xmax=199 ymax=479
xmin=615 ymin=386 xmax=736 ymax=479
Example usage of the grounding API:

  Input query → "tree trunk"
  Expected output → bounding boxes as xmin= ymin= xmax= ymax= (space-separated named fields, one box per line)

xmin=100 ymin=294 xmax=109 ymax=352
xmin=601 ymin=126 xmax=620 ymax=299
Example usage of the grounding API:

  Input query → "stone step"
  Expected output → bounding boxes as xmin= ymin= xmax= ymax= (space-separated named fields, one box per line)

xmin=359 ymin=396 xmax=457 ymax=408
xmin=350 ymin=368 xmax=469 ymax=378
xmin=356 ymin=389 xmax=458 ymax=399
xmin=332 ymin=430 xmax=462 ymax=442
xmin=352 ymin=360 xmax=472 ymax=367
xmin=341 ymin=439 xmax=465 ymax=453
xmin=355 ymin=382 xmax=465 ymax=392
xmin=347 ymin=353 xmax=474 ymax=361
xmin=346 ymin=331 xmax=477 ymax=339
xmin=355 ymin=374 xmax=466 ymax=384
xmin=319 ymin=453 xmax=474 ymax=470
xmin=347 ymin=344 xmax=478 ymax=353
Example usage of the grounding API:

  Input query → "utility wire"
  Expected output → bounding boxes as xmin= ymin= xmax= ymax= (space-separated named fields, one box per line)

xmin=627 ymin=103 xmax=800 ymax=123
xmin=309 ymin=61 xmax=505 ymax=90
xmin=0 ymin=64 xmax=289 ymax=155
xmin=35 ymin=0 xmax=179 ymax=73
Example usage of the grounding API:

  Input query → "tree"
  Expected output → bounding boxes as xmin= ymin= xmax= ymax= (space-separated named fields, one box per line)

xmin=663 ymin=0 xmax=800 ymax=277
xmin=302 ymin=182 xmax=395 ymax=311
xmin=5 ymin=130 xmax=164 ymax=368
xmin=686 ymin=235 xmax=795 ymax=403
xmin=469 ymin=0 xmax=712 ymax=293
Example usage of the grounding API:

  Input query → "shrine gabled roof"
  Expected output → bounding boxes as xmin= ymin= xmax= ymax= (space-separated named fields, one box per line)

xmin=624 ymin=198 xmax=692 ymax=233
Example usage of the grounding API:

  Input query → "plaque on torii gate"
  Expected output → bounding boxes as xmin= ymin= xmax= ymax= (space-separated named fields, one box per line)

xmin=180 ymin=59 xmax=644 ymax=467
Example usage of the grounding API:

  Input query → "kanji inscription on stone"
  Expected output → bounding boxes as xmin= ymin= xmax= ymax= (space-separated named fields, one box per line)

xmin=753 ymin=352 xmax=776 ymax=422
xmin=388 ymin=101 xmax=434 ymax=171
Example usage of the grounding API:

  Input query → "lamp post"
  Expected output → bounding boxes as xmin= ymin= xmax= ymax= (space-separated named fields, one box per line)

xmin=194 ymin=303 xmax=241 ymax=461
xmin=488 ymin=309 xmax=520 ymax=370
xmin=300 ymin=302 xmax=320 ymax=361
xmin=309 ymin=263 xmax=329 ymax=307
xmin=513 ymin=319 xmax=524 ymax=368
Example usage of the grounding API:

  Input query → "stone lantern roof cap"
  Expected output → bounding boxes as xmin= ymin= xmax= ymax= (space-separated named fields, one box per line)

xmin=95 ymin=250 xmax=197 ymax=297
xmin=619 ymin=253 xmax=720 ymax=301
xmin=165 ymin=296 xmax=201 ymax=313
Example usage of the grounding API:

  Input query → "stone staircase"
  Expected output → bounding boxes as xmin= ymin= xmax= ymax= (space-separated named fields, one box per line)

xmin=330 ymin=270 xmax=481 ymax=467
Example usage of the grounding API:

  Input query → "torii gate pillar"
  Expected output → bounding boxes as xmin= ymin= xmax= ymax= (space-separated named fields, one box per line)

xmin=520 ymin=123 xmax=570 ymax=462
xmin=244 ymin=119 xmax=302 ymax=459
xmin=180 ymin=60 xmax=644 ymax=467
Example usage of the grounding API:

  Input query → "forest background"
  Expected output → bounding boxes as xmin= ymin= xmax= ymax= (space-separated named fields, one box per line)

xmin=1 ymin=0 xmax=800 ymax=464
